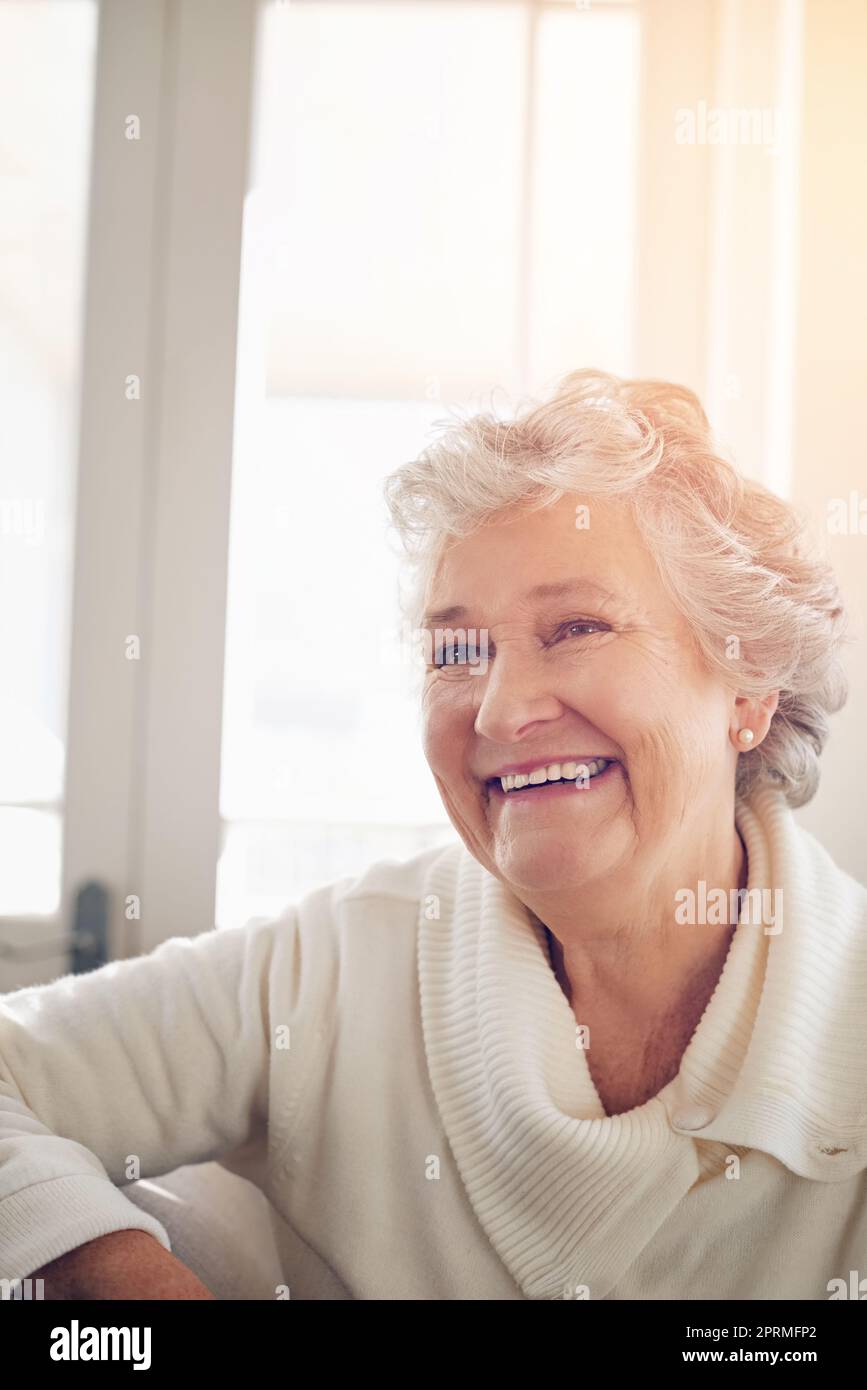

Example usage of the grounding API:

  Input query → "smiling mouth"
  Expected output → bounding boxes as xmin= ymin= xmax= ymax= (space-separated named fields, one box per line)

xmin=486 ymin=758 xmax=620 ymax=795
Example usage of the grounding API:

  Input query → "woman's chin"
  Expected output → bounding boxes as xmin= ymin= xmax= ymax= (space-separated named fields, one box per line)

xmin=492 ymin=837 xmax=619 ymax=897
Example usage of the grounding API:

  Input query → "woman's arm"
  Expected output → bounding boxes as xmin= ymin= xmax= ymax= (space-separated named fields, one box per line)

xmin=31 ymin=1229 xmax=217 ymax=1300
xmin=0 ymin=908 xmax=299 ymax=1285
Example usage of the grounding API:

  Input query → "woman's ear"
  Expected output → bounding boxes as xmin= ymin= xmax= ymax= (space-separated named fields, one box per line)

xmin=760 ymin=690 xmax=781 ymax=720
xmin=730 ymin=690 xmax=780 ymax=749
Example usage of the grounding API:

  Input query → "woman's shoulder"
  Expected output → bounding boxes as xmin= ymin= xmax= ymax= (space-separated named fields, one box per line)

xmin=267 ymin=839 xmax=467 ymax=1013
xmin=745 ymin=785 xmax=867 ymax=914
xmin=791 ymin=813 xmax=867 ymax=913
xmin=299 ymin=836 xmax=464 ymax=922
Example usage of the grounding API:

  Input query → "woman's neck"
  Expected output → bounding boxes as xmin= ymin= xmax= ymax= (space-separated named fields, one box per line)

xmin=531 ymin=824 xmax=747 ymax=1039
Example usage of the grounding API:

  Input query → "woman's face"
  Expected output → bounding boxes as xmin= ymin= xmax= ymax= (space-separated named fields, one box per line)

xmin=420 ymin=493 xmax=739 ymax=897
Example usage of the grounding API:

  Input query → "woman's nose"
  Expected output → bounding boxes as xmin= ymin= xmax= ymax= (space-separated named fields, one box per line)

xmin=472 ymin=655 xmax=565 ymax=744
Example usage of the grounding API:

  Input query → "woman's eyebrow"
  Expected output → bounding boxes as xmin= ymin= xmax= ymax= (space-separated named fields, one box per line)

xmin=421 ymin=579 xmax=619 ymax=627
xmin=421 ymin=604 xmax=469 ymax=626
xmin=525 ymin=579 xmax=620 ymax=606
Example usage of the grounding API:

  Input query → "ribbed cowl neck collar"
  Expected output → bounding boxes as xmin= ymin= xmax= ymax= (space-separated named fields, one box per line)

xmin=417 ymin=786 xmax=867 ymax=1299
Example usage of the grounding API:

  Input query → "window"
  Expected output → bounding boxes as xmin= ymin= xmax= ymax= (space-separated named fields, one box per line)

xmin=6 ymin=0 xmax=824 ymax=971
xmin=217 ymin=0 xmax=639 ymax=926
xmin=0 ymin=0 xmax=97 ymax=918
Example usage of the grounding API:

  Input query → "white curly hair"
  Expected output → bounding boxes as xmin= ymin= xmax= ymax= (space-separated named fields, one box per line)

xmin=383 ymin=368 xmax=849 ymax=809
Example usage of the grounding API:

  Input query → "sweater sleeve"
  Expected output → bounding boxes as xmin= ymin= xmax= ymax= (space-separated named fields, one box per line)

xmin=0 ymin=909 xmax=297 ymax=1282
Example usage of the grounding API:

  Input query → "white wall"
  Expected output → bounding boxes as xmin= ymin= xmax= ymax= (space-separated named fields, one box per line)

xmin=635 ymin=0 xmax=864 ymax=880
xmin=789 ymin=0 xmax=867 ymax=876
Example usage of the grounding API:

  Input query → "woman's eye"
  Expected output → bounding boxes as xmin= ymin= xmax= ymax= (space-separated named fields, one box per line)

xmin=429 ymin=636 xmax=478 ymax=668
xmin=560 ymin=620 xmax=606 ymax=639
xmin=433 ymin=642 xmax=470 ymax=666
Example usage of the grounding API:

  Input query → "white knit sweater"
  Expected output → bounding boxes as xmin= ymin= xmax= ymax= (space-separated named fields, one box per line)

xmin=1 ymin=785 xmax=866 ymax=1300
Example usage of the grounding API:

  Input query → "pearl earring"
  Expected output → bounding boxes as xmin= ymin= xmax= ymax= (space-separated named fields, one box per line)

xmin=737 ymin=728 xmax=755 ymax=747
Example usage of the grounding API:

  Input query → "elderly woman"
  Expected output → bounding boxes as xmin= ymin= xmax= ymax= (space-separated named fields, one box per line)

xmin=1 ymin=369 xmax=865 ymax=1302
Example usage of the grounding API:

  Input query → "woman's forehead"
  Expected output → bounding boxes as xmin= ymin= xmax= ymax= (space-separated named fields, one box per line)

xmin=423 ymin=494 xmax=657 ymax=613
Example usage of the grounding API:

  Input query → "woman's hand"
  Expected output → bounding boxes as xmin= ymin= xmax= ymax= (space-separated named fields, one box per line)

xmin=31 ymin=1229 xmax=218 ymax=1300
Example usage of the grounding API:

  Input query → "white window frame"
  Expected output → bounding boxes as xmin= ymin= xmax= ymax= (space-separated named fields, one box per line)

xmin=61 ymin=0 xmax=257 ymax=959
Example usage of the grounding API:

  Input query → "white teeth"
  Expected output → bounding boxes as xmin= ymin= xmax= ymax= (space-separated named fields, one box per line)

xmin=498 ymin=758 xmax=613 ymax=793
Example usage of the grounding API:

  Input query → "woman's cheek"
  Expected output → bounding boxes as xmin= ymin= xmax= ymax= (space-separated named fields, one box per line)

xmin=421 ymin=681 xmax=465 ymax=773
